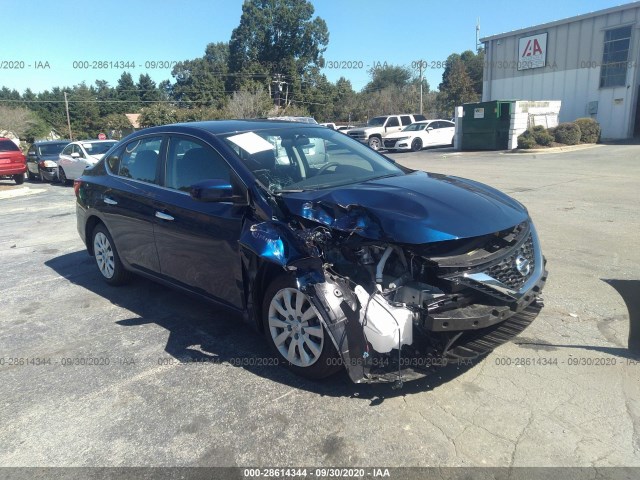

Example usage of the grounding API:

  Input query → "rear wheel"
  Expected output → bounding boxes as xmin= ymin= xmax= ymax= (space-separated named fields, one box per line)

xmin=263 ymin=275 xmax=340 ymax=379
xmin=92 ymin=224 xmax=131 ymax=285
xmin=411 ymin=138 xmax=423 ymax=152
xmin=13 ymin=174 xmax=24 ymax=185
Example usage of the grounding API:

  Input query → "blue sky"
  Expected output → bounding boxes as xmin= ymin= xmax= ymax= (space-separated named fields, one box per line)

xmin=1 ymin=0 xmax=631 ymax=93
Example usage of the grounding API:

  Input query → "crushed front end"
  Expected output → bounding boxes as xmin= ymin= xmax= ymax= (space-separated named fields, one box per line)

xmin=289 ymin=216 xmax=547 ymax=385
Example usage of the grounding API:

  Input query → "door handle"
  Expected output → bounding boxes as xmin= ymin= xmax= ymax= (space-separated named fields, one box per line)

xmin=155 ymin=211 xmax=174 ymax=221
xmin=103 ymin=197 xmax=117 ymax=205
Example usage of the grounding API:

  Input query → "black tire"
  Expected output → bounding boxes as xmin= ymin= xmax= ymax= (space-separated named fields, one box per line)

xmin=58 ymin=166 xmax=69 ymax=185
xmin=368 ymin=136 xmax=381 ymax=151
xmin=13 ymin=174 xmax=24 ymax=185
xmin=27 ymin=169 xmax=36 ymax=181
xmin=91 ymin=223 xmax=131 ymax=286
xmin=410 ymin=138 xmax=423 ymax=152
xmin=38 ymin=167 xmax=47 ymax=182
xmin=262 ymin=275 xmax=340 ymax=380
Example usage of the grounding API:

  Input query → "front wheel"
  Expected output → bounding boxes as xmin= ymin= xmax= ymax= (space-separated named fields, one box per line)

xmin=58 ymin=166 xmax=69 ymax=185
xmin=410 ymin=138 xmax=423 ymax=152
xmin=263 ymin=275 xmax=340 ymax=379
xmin=92 ymin=224 xmax=131 ymax=285
xmin=27 ymin=169 xmax=36 ymax=181
xmin=367 ymin=136 xmax=381 ymax=151
xmin=13 ymin=174 xmax=24 ymax=185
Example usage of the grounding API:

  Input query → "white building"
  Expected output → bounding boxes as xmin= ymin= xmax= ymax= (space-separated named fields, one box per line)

xmin=481 ymin=1 xmax=640 ymax=139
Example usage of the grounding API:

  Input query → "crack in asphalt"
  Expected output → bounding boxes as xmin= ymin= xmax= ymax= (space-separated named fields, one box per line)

xmin=509 ymin=412 xmax=534 ymax=467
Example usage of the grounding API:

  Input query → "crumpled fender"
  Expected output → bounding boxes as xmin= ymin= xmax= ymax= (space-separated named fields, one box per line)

xmin=239 ymin=221 xmax=310 ymax=267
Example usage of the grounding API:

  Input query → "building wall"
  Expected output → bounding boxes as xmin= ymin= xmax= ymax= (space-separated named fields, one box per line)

xmin=482 ymin=5 xmax=640 ymax=139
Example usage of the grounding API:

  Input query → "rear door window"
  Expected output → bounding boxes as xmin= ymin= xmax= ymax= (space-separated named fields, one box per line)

xmin=118 ymin=136 xmax=163 ymax=184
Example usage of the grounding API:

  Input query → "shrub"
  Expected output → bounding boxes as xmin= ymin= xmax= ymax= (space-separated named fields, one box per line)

xmin=574 ymin=118 xmax=601 ymax=143
xmin=533 ymin=127 xmax=554 ymax=146
xmin=517 ymin=130 xmax=537 ymax=149
xmin=554 ymin=122 xmax=582 ymax=145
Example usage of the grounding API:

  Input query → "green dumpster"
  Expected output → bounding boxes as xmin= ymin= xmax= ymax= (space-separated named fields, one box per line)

xmin=461 ymin=100 xmax=514 ymax=150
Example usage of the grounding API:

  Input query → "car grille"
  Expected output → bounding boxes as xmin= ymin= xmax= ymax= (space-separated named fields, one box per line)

xmin=384 ymin=139 xmax=397 ymax=148
xmin=348 ymin=132 xmax=365 ymax=140
xmin=485 ymin=234 xmax=535 ymax=290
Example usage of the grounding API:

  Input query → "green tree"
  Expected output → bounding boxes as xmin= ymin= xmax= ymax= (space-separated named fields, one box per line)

xmin=115 ymin=72 xmax=139 ymax=113
xmin=171 ymin=42 xmax=229 ymax=108
xmin=228 ymin=0 xmax=329 ymax=101
xmin=363 ymin=64 xmax=413 ymax=93
xmin=137 ymin=74 xmax=161 ymax=103
xmin=459 ymin=49 xmax=484 ymax=97
xmin=101 ymin=113 xmax=132 ymax=139
xmin=438 ymin=56 xmax=478 ymax=116
xmin=139 ymin=103 xmax=179 ymax=127
xmin=67 ymin=82 xmax=100 ymax=138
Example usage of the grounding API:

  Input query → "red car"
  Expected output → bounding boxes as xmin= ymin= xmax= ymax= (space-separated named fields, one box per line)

xmin=0 ymin=138 xmax=26 ymax=185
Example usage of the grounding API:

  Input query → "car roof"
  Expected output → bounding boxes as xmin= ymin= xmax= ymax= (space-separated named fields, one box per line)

xmin=137 ymin=119 xmax=323 ymax=136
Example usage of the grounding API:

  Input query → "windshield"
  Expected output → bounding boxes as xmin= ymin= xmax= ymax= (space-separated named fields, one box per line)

xmin=402 ymin=123 xmax=428 ymax=132
xmin=82 ymin=141 xmax=117 ymax=155
xmin=223 ymin=126 xmax=404 ymax=193
xmin=367 ymin=116 xmax=387 ymax=126
xmin=37 ymin=143 xmax=68 ymax=156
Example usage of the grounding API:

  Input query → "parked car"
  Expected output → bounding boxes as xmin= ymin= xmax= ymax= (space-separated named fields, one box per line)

xmin=26 ymin=140 xmax=71 ymax=181
xmin=0 ymin=138 xmax=27 ymax=185
xmin=320 ymin=123 xmax=354 ymax=133
xmin=347 ymin=114 xmax=426 ymax=150
xmin=383 ymin=120 xmax=455 ymax=152
xmin=75 ymin=120 xmax=546 ymax=385
xmin=267 ymin=116 xmax=318 ymax=124
xmin=57 ymin=140 xmax=118 ymax=184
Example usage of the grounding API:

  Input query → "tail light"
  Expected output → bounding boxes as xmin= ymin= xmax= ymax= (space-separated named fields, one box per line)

xmin=73 ymin=179 xmax=82 ymax=197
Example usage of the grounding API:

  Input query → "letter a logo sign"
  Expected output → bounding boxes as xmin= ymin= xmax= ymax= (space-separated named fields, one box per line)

xmin=518 ymin=33 xmax=547 ymax=70
xmin=522 ymin=39 xmax=543 ymax=56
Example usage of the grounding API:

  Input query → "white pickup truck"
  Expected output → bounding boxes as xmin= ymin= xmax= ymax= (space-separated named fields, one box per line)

xmin=346 ymin=113 xmax=426 ymax=150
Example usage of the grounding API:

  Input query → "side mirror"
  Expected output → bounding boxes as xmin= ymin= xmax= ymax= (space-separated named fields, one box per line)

xmin=190 ymin=178 xmax=244 ymax=203
xmin=71 ymin=152 xmax=80 ymax=158
xmin=426 ymin=127 xmax=433 ymax=132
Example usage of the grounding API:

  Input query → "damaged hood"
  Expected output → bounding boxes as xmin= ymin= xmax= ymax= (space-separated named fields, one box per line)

xmin=278 ymin=171 xmax=528 ymax=244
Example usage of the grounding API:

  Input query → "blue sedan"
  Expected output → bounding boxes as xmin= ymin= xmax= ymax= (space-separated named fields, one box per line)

xmin=75 ymin=120 xmax=547 ymax=385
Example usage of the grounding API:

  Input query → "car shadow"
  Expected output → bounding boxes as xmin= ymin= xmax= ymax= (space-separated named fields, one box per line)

xmin=45 ymin=250 xmax=481 ymax=403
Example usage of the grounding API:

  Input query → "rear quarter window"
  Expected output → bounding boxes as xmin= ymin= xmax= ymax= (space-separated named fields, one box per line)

xmin=0 ymin=139 xmax=20 ymax=152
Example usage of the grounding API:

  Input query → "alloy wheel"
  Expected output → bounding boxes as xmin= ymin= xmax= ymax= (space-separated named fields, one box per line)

xmin=93 ymin=232 xmax=115 ymax=279
xmin=268 ymin=288 xmax=324 ymax=367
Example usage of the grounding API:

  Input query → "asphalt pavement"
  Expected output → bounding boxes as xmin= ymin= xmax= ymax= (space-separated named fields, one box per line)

xmin=0 ymin=144 xmax=638 ymax=471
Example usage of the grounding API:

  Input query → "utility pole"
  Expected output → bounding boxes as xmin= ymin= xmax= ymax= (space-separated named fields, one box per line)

xmin=476 ymin=18 xmax=481 ymax=52
xmin=64 ymin=92 xmax=73 ymax=140
xmin=272 ymin=74 xmax=287 ymax=109
xmin=418 ymin=60 xmax=424 ymax=115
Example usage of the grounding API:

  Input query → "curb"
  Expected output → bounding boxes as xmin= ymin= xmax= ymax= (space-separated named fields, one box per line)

xmin=501 ymin=144 xmax=603 ymax=155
